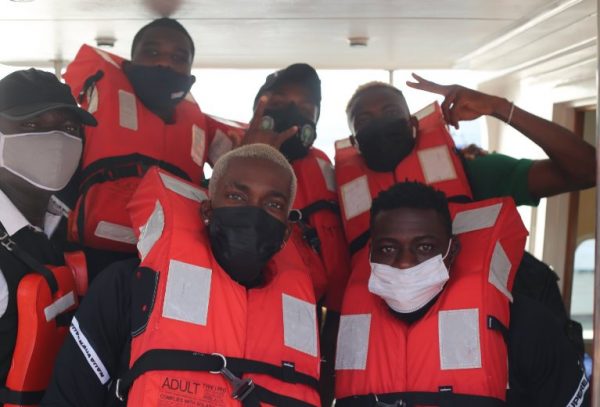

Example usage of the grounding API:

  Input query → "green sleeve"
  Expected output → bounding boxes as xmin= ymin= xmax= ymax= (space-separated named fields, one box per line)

xmin=463 ymin=153 xmax=540 ymax=207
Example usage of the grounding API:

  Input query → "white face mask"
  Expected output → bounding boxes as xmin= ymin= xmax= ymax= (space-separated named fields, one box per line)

xmin=368 ymin=240 xmax=452 ymax=314
xmin=0 ymin=130 xmax=82 ymax=191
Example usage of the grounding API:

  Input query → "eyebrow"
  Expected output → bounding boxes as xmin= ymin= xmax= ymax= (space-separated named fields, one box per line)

xmin=230 ymin=182 xmax=289 ymax=201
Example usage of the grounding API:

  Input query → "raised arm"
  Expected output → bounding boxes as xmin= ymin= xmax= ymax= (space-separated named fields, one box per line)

xmin=407 ymin=73 xmax=596 ymax=198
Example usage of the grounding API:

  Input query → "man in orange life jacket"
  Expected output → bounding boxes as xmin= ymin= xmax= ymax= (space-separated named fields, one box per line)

xmin=42 ymin=144 xmax=321 ymax=407
xmin=241 ymin=64 xmax=352 ymax=405
xmin=334 ymin=182 xmax=589 ymax=407
xmin=345 ymin=74 xmax=595 ymax=207
xmin=63 ymin=18 xmax=243 ymax=280
xmin=0 ymin=68 xmax=97 ymax=405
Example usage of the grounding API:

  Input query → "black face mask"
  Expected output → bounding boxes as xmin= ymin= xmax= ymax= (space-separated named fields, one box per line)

xmin=124 ymin=62 xmax=196 ymax=112
xmin=355 ymin=117 xmax=416 ymax=172
xmin=261 ymin=104 xmax=317 ymax=162
xmin=208 ymin=206 xmax=287 ymax=286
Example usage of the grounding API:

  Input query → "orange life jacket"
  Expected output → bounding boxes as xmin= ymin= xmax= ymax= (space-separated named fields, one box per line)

xmin=114 ymin=167 xmax=320 ymax=407
xmin=289 ymin=148 xmax=351 ymax=311
xmin=335 ymin=103 xmax=472 ymax=259
xmin=0 ymin=246 xmax=87 ymax=407
xmin=63 ymin=45 xmax=244 ymax=253
xmin=334 ymin=198 xmax=527 ymax=406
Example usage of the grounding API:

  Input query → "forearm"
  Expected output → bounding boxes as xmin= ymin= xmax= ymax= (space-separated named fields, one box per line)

xmin=491 ymin=97 xmax=596 ymax=189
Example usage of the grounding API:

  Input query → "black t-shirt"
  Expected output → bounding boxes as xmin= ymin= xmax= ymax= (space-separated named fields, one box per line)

xmin=0 ymin=225 xmax=64 ymax=387
xmin=42 ymin=261 xmax=590 ymax=407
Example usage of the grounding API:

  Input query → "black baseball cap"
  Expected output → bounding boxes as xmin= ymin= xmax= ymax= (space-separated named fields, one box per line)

xmin=0 ymin=68 xmax=97 ymax=126
xmin=255 ymin=63 xmax=321 ymax=109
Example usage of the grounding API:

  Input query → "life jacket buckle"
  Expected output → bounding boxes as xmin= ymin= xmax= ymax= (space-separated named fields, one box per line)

xmin=374 ymin=394 xmax=407 ymax=407
xmin=210 ymin=353 xmax=255 ymax=401
xmin=115 ymin=378 xmax=126 ymax=402
xmin=0 ymin=231 xmax=15 ymax=252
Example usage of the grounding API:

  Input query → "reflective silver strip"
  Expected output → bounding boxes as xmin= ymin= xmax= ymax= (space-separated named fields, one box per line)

xmin=94 ymin=221 xmax=137 ymax=244
xmin=417 ymin=145 xmax=458 ymax=184
xmin=191 ymin=125 xmax=206 ymax=167
xmin=92 ymin=48 xmax=120 ymax=69
xmin=137 ymin=201 xmax=165 ymax=261
xmin=162 ymin=260 xmax=212 ymax=326
xmin=568 ymin=372 xmax=590 ymax=407
xmin=87 ymin=85 xmax=98 ymax=114
xmin=438 ymin=308 xmax=482 ymax=370
xmin=335 ymin=137 xmax=352 ymax=150
xmin=340 ymin=175 xmax=372 ymax=220
xmin=208 ymin=128 xmax=233 ymax=165
xmin=452 ymin=203 xmax=503 ymax=234
xmin=282 ymin=294 xmax=318 ymax=357
xmin=335 ymin=314 xmax=371 ymax=370
xmin=48 ymin=194 xmax=70 ymax=218
xmin=489 ymin=242 xmax=514 ymax=301
xmin=70 ymin=317 xmax=110 ymax=385
xmin=414 ymin=102 xmax=436 ymax=121
xmin=159 ymin=172 xmax=207 ymax=203
xmin=44 ymin=291 xmax=76 ymax=322
xmin=118 ymin=90 xmax=138 ymax=131
xmin=316 ymin=157 xmax=336 ymax=192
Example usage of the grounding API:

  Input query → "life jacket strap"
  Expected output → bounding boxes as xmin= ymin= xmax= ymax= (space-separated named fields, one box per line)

xmin=335 ymin=390 xmax=506 ymax=407
xmin=0 ymin=224 xmax=59 ymax=294
xmin=0 ymin=386 xmax=45 ymax=405
xmin=79 ymin=153 xmax=192 ymax=195
xmin=116 ymin=349 xmax=319 ymax=406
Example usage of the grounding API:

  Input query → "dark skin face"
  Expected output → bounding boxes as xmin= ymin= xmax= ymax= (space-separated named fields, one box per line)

xmin=0 ymin=108 xmax=82 ymax=137
xmin=0 ymin=108 xmax=83 ymax=227
xmin=131 ymin=26 xmax=193 ymax=75
xmin=201 ymin=156 xmax=293 ymax=239
xmin=371 ymin=207 xmax=455 ymax=269
xmin=348 ymin=87 xmax=414 ymax=136
xmin=265 ymin=82 xmax=319 ymax=124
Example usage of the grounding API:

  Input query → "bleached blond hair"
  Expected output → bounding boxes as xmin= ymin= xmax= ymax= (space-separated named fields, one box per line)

xmin=209 ymin=144 xmax=297 ymax=210
xmin=345 ymin=81 xmax=405 ymax=116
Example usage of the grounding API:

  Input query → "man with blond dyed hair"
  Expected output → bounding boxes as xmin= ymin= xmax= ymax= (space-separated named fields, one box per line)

xmin=43 ymin=144 xmax=322 ymax=407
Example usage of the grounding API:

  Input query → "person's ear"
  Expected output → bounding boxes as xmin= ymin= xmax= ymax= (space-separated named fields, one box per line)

xmin=410 ymin=115 xmax=419 ymax=138
xmin=200 ymin=199 xmax=213 ymax=226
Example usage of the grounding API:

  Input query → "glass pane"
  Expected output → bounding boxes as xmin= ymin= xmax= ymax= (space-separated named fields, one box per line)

xmin=571 ymin=238 xmax=596 ymax=339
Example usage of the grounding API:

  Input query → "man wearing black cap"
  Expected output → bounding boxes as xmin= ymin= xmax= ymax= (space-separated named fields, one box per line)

xmin=0 ymin=68 xmax=96 ymax=404
xmin=62 ymin=18 xmax=243 ymax=279
xmin=243 ymin=63 xmax=351 ymax=405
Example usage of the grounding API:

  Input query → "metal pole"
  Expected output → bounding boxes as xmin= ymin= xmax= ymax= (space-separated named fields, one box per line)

xmin=592 ymin=0 xmax=600 ymax=403
xmin=52 ymin=59 xmax=63 ymax=81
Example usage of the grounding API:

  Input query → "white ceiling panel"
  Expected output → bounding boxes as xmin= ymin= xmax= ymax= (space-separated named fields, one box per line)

xmin=0 ymin=0 xmax=594 ymax=71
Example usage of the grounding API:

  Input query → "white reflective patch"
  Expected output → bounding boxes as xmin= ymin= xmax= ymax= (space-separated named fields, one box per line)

xmin=340 ymin=176 xmax=372 ymax=220
xmin=439 ymin=309 xmax=481 ymax=370
xmin=191 ymin=125 xmax=206 ymax=167
xmin=87 ymin=85 xmax=98 ymax=114
xmin=452 ymin=203 xmax=503 ymax=235
xmin=159 ymin=172 xmax=207 ymax=203
xmin=567 ymin=372 xmax=590 ymax=407
xmin=163 ymin=260 xmax=212 ymax=326
xmin=70 ymin=317 xmax=110 ymax=384
xmin=94 ymin=221 xmax=137 ymax=244
xmin=316 ymin=157 xmax=336 ymax=192
xmin=137 ymin=201 xmax=165 ymax=261
xmin=48 ymin=194 xmax=70 ymax=218
xmin=489 ymin=242 xmax=513 ymax=301
xmin=118 ymin=90 xmax=138 ymax=131
xmin=93 ymin=48 xmax=121 ymax=69
xmin=414 ymin=103 xmax=436 ymax=121
xmin=335 ymin=314 xmax=371 ymax=370
xmin=208 ymin=128 xmax=233 ymax=165
xmin=335 ymin=138 xmax=353 ymax=150
xmin=44 ymin=291 xmax=76 ymax=322
xmin=282 ymin=294 xmax=318 ymax=357
xmin=417 ymin=145 xmax=457 ymax=184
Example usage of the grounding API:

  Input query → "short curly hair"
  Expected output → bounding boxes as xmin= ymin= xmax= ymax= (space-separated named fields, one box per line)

xmin=371 ymin=181 xmax=452 ymax=236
